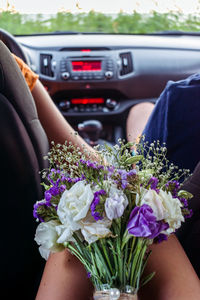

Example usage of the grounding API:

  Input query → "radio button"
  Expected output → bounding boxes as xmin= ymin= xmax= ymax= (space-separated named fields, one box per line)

xmin=106 ymin=98 xmax=117 ymax=109
xmin=94 ymin=75 xmax=103 ymax=80
xmin=92 ymin=104 xmax=97 ymax=111
xmin=73 ymin=106 xmax=78 ymax=112
xmin=72 ymin=75 xmax=80 ymax=80
xmin=79 ymin=105 xmax=85 ymax=112
xmin=105 ymin=71 xmax=113 ymax=79
xmin=61 ymin=72 xmax=70 ymax=80
xmin=59 ymin=100 xmax=70 ymax=111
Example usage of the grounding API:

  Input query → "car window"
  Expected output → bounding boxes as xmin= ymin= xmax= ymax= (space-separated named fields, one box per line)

xmin=1 ymin=0 xmax=200 ymax=35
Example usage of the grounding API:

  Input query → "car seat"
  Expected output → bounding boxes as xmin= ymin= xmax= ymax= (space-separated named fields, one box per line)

xmin=176 ymin=161 xmax=200 ymax=278
xmin=0 ymin=40 xmax=49 ymax=299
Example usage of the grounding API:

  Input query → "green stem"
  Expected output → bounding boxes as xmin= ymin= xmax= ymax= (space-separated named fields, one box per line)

xmin=108 ymin=240 xmax=118 ymax=278
xmin=100 ymin=239 xmax=113 ymax=275
xmin=127 ymin=236 xmax=136 ymax=266
xmin=115 ymin=230 xmax=124 ymax=285
xmin=73 ymin=234 xmax=91 ymax=263
xmin=114 ymin=220 xmax=123 ymax=285
xmin=67 ymin=244 xmax=90 ymax=268
xmin=89 ymin=245 xmax=101 ymax=279
xmin=133 ymin=240 xmax=147 ymax=290
xmin=93 ymin=242 xmax=112 ymax=282
xmin=123 ymin=242 xmax=128 ymax=286
xmin=130 ymin=239 xmax=142 ymax=287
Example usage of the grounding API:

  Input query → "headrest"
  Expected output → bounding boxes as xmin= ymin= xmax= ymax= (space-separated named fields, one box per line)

xmin=0 ymin=40 xmax=49 ymax=170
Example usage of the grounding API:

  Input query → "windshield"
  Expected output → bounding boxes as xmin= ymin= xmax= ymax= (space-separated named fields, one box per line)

xmin=1 ymin=0 xmax=200 ymax=35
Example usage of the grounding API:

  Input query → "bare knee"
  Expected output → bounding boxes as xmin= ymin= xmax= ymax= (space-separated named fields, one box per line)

xmin=126 ymin=102 xmax=155 ymax=142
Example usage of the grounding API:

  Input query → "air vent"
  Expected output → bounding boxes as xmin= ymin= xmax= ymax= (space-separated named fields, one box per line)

xmin=40 ymin=54 xmax=54 ymax=77
xmin=119 ymin=52 xmax=133 ymax=76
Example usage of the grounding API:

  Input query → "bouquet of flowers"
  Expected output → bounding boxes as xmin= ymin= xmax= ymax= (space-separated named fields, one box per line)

xmin=33 ymin=138 xmax=192 ymax=299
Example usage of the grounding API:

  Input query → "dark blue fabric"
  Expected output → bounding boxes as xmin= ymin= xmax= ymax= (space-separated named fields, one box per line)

xmin=143 ymin=73 xmax=200 ymax=173
xmin=142 ymin=74 xmax=200 ymax=277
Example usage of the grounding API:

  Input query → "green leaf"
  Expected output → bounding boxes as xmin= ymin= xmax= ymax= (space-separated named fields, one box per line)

xmin=178 ymin=190 xmax=193 ymax=199
xmin=140 ymin=272 xmax=156 ymax=287
xmin=124 ymin=155 xmax=143 ymax=165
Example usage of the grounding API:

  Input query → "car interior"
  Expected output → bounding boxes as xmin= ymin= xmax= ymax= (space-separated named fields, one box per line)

xmin=1 ymin=26 xmax=200 ymax=298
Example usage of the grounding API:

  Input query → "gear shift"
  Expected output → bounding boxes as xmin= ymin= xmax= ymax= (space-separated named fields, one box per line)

xmin=78 ymin=120 xmax=103 ymax=146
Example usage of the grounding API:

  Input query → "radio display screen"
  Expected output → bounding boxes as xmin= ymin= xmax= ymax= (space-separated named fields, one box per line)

xmin=71 ymin=98 xmax=104 ymax=105
xmin=71 ymin=60 xmax=101 ymax=71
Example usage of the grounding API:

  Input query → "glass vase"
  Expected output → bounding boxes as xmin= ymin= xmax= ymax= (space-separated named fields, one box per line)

xmin=93 ymin=285 xmax=138 ymax=300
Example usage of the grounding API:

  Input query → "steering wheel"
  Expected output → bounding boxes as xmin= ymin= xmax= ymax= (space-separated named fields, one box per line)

xmin=0 ymin=28 xmax=30 ymax=64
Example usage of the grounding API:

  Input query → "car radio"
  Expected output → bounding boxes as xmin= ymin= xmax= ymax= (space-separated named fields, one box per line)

xmin=58 ymin=97 xmax=118 ymax=113
xmin=60 ymin=56 xmax=115 ymax=81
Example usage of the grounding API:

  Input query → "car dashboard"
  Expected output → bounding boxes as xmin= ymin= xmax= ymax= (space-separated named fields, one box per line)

xmin=16 ymin=33 xmax=200 ymax=144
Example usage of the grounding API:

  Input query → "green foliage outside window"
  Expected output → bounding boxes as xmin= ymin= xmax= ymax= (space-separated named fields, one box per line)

xmin=1 ymin=10 xmax=200 ymax=35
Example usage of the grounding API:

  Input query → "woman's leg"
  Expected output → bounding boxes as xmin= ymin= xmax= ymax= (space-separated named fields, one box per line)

xmin=126 ymin=102 xmax=155 ymax=143
xmin=138 ymin=235 xmax=200 ymax=300
xmin=35 ymin=249 xmax=94 ymax=300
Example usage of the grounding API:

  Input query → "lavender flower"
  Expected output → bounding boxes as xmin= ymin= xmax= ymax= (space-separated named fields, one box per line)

xmin=59 ymin=184 xmax=66 ymax=193
xmin=33 ymin=201 xmax=46 ymax=222
xmin=90 ymin=190 xmax=106 ymax=221
xmin=183 ymin=208 xmax=193 ymax=219
xmin=117 ymin=169 xmax=137 ymax=189
xmin=87 ymin=272 xmax=91 ymax=278
xmin=165 ymin=180 xmax=180 ymax=197
xmin=105 ymin=186 xmax=128 ymax=220
xmin=179 ymin=197 xmax=188 ymax=207
xmin=155 ymin=233 xmax=168 ymax=243
xmin=79 ymin=159 xmax=104 ymax=170
xmin=44 ymin=191 xmax=52 ymax=202
xmin=148 ymin=176 xmax=159 ymax=193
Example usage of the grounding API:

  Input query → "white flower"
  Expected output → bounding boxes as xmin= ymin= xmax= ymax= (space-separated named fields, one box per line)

xmin=137 ymin=187 xmax=184 ymax=233
xmin=105 ymin=185 xmax=128 ymax=220
xmin=34 ymin=220 xmax=64 ymax=260
xmin=56 ymin=224 xmax=74 ymax=244
xmin=159 ymin=189 xmax=184 ymax=233
xmin=80 ymin=217 xmax=112 ymax=244
xmin=57 ymin=181 xmax=94 ymax=230
xmin=138 ymin=187 xmax=168 ymax=221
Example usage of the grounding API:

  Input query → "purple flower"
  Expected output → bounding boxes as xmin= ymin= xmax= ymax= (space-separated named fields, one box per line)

xmin=59 ymin=184 xmax=66 ymax=192
xmin=107 ymin=166 xmax=115 ymax=175
xmin=91 ymin=211 xmax=102 ymax=221
xmin=155 ymin=233 xmax=168 ymax=243
xmin=48 ymin=185 xmax=60 ymax=196
xmin=117 ymin=169 xmax=137 ymax=189
xmin=79 ymin=159 xmax=86 ymax=165
xmin=79 ymin=159 xmax=104 ymax=170
xmin=148 ymin=177 xmax=159 ymax=192
xmin=45 ymin=191 xmax=52 ymax=202
xmin=87 ymin=272 xmax=91 ymax=278
xmin=47 ymin=168 xmax=59 ymax=184
xmin=90 ymin=190 xmax=106 ymax=221
xmin=73 ymin=175 xmax=86 ymax=183
xmin=179 ymin=197 xmax=188 ymax=207
xmin=33 ymin=202 xmax=45 ymax=222
xmin=127 ymin=204 xmax=169 ymax=239
xmin=184 ymin=208 xmax=193 ymax=219
xmin=165 ymin=180 xmax=180 ymax=197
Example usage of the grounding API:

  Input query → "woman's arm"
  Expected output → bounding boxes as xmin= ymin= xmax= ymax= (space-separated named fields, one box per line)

xmin=31 ymin=80 xmax=98 ymax=158
xmin=13 ymin=54 xmax=98 ymax=159
xmin=138 ymin=234 xmax=200 ymax=300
